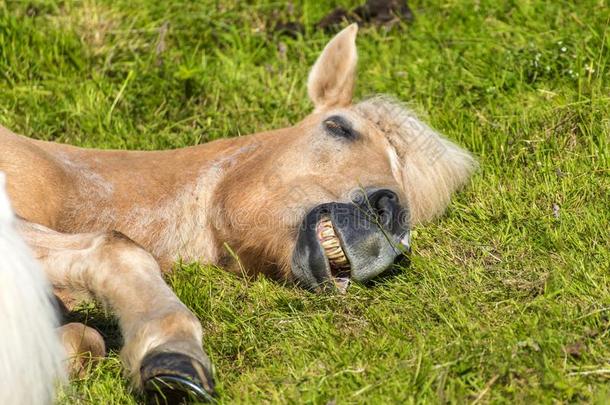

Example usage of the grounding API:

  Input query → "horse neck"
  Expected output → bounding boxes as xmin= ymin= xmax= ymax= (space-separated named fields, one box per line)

xmin=51 ymin=133 xmax=266 ymax=267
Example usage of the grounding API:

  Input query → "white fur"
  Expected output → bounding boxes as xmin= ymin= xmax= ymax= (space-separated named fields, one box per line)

xmin=0 ymin=172 xmax=65 ymax=405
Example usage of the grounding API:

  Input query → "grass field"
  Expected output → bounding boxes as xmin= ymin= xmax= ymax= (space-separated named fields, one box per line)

xmin=1 ymin=0 xmax=609 ymax=403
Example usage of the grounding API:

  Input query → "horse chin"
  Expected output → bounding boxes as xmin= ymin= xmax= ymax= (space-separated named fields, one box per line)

xmin=290 ymin=193 xmax=411 ymax=292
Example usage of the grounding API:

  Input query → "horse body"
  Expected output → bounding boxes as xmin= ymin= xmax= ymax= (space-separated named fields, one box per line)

xmin=0 ymin=24 xmax=476 ymax=403
xmin=1 ymin=126 xmax=253 ymax=267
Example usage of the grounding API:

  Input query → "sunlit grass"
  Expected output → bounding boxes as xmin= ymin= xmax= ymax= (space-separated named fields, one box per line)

xmin=1 ymin=0 xmax=609 ymax=403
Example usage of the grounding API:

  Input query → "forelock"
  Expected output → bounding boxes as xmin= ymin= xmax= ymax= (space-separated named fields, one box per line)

xmin=353 ymin=96 xmax=476 ymax=224
xmin=354 ymin=96 xmax=447 ymax=163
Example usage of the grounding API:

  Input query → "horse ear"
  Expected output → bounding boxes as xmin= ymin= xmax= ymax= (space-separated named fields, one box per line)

xmin=307 ymin=24 xmax=358 ymax=111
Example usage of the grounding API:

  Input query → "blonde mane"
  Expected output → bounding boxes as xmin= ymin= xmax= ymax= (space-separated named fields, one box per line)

xmin=356 ymin=96 xmax=477 ymax=224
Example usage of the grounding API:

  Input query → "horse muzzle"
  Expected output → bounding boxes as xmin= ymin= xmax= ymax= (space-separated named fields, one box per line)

xmin=291 ymin=189 xmax=411 ymax=292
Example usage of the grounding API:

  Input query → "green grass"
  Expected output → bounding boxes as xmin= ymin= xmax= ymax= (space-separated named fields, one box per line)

xmin=2 ymin=0 xmax=610 ymax=403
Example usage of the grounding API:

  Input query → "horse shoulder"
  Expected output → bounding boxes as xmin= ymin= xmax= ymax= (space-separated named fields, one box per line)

xmin=0 ymin=126 xmax=75 ymax=228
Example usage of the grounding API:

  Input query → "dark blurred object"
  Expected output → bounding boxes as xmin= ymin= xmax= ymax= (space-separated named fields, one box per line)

xmin=315 ymin=7 xmax=352 ymax=32
xmin=316 ymin=0 xmax=413 ymax=32
xmin=274 ymin=21 xmax=305 ymax=38
xmin=354 ymin=0 xmax=414 ymax=25
xmin=274 ymin=0 xmax=414 ymax=37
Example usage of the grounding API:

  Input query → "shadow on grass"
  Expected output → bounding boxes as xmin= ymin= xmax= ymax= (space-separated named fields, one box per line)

xmin=62 ymin=304 xmax=124 ymax=353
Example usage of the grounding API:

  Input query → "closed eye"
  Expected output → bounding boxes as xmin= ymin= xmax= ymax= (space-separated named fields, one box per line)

xmin=323 ymin=115 xmax=359 ymax=140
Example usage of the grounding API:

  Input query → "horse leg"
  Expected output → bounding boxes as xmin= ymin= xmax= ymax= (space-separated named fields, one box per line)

xmin=59 ymin=322 xmax=106 ymax=378
xmin=17 ymin=220 xmax=215 ymax=402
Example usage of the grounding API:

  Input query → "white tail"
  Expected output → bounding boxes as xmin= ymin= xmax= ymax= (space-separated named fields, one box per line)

xmin=0 ymin=172 xmax=65 ymax=405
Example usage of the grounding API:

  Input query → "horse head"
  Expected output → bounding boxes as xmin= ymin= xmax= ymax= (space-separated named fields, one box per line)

xmin=212 ymin=24 xmax=476 ymax=291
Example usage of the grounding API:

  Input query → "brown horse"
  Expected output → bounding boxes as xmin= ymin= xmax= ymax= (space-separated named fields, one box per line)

xmin=0 ymin=24 xmax=475 ymax=402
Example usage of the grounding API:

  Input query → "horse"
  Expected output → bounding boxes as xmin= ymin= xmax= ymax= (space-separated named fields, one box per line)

xmin=0 ymin=24 xmax=475 ymax=403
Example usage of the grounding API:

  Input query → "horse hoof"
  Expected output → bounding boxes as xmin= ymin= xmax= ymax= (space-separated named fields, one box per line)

xmin=140 ymin=351 xmax=216 ymax=404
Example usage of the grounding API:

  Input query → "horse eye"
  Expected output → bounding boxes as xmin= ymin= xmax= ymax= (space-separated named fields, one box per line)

xmin=323 ymin=116 xmax=358 ymax=140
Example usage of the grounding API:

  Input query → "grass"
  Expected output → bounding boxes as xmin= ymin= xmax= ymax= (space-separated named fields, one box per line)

xmin=1 ymin=0 xmax=609 ymax=403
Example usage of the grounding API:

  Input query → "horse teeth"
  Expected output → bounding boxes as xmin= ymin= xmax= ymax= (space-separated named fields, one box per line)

xmin=321 ymin=238 xmax=338 ymax=245
xmin=326 ymin=246 xmax=344 ymax=257
xmin=321 ymin=229 xmax=335 ymax=238
xmin=318 ymin=217 xmax=350 ymax=274
xmin=319 ymin=221 xmax=332 ymax=229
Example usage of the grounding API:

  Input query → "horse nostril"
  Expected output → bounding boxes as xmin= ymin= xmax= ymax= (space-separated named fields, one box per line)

xmin=368 ymin=190 xmax=399 ymax=227
xmin=375 ymin=199 xmax=393 ymax=227
xmin=382 ymin=191 xmax=398 ymax=202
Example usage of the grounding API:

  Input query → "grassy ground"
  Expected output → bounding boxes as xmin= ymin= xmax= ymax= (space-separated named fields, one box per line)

xmin=1 ymin=0 xmax=609 ymax=403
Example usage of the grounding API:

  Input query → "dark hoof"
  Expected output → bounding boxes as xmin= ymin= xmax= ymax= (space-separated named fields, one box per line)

xmin=140 ymin=351 xmax=216 ymax=404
